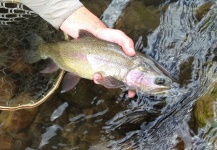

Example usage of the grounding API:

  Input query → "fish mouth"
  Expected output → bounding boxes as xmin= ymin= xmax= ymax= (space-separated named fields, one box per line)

xmin=148 ymin=87 xmax=171 ymax=96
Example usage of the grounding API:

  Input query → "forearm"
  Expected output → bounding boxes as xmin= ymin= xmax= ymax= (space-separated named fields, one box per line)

xmin=60 ymin=6 xmax=107 ymax=39
xmin=21 ymin=0 xmax=83 ymax=29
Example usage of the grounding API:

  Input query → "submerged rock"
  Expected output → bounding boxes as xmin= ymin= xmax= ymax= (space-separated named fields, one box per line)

xmin=115 ymin=0 xmax=161 ymax=42
xmin=193 ymin=83 xmax=217 ymax=127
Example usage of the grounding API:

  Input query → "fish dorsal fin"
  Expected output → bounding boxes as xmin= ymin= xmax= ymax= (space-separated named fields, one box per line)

xmin=78 ymin=29 xmax=95 ymax=39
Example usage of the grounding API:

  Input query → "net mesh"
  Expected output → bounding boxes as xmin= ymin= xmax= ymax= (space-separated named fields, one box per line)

xmin=0 ymin=1 xmax=36 ymax=26
xmin=0 ymin=1 xmax=66 ymax=110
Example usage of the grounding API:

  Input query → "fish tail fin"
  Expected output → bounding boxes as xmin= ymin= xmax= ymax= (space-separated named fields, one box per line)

xmin=24 ymin=33 xmax=44 ymax=64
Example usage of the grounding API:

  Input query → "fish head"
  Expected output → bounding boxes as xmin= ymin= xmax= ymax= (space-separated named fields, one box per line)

xmin=125 ymin=61 xmax=173 ymax=95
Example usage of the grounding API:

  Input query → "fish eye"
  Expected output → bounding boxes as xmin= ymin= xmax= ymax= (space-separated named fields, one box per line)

xmin=154 ymin=77 xmax=166 ymax=85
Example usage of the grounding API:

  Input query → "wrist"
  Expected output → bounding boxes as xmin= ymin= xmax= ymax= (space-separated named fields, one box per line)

xmin=60 ymin=6 xmax=107 ymax=38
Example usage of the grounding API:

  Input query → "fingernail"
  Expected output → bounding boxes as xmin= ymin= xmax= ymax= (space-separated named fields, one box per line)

xmin=129 ymin=47 xmax=136 ymax=55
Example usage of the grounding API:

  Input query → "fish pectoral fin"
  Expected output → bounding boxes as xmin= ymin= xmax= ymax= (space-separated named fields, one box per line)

xmin=96 ymin=76 xmax=125 ymax=89
xmin=61 ymin=72 xmax=81 ymax=93
xmin=40 ymin=58 xmax=59 ymax=73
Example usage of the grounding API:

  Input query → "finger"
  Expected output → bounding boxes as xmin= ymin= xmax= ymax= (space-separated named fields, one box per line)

xmin=116 ymin=33 xmax=136 ymax=56
xmin=128 ymin=90 xmax=136 ymax=98
xmin=121 ymin=41 xmax=135 ymax=56
xmin=93 ymin=73 xmax=102 ymax=84
xmin=110 ymin=30 xmax=136 ymax=56
xmin=95 ymin=28 xmax=136 ymax=56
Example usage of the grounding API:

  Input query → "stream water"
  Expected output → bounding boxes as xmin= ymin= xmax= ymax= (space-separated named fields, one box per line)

xmin=0 ymin=0 xmax=217 ymax=150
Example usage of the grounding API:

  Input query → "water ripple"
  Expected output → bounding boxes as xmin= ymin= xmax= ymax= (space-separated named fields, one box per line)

xmin=104 ymin=0 xmax=217 ymax=149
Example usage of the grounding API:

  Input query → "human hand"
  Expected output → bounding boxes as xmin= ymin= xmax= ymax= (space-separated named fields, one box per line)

xmin=94 ymin=28 xmax=136 ymax=56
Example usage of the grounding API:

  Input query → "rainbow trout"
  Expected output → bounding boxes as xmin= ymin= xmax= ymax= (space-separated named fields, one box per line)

xmin=27 ymin=30 xmax=173 ymax=94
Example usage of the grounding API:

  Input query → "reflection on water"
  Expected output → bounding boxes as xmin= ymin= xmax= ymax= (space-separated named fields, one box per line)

xmin=0 ymin=0 xmax=217 ymax=149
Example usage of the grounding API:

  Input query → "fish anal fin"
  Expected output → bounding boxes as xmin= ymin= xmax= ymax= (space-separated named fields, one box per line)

xmin=40 ymin=58 xmax=59 ymax=73
xmin=96 ymin=76 xmax=125 ymax=89
xmin=61 ymin=72 xmax=81 ymax=93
